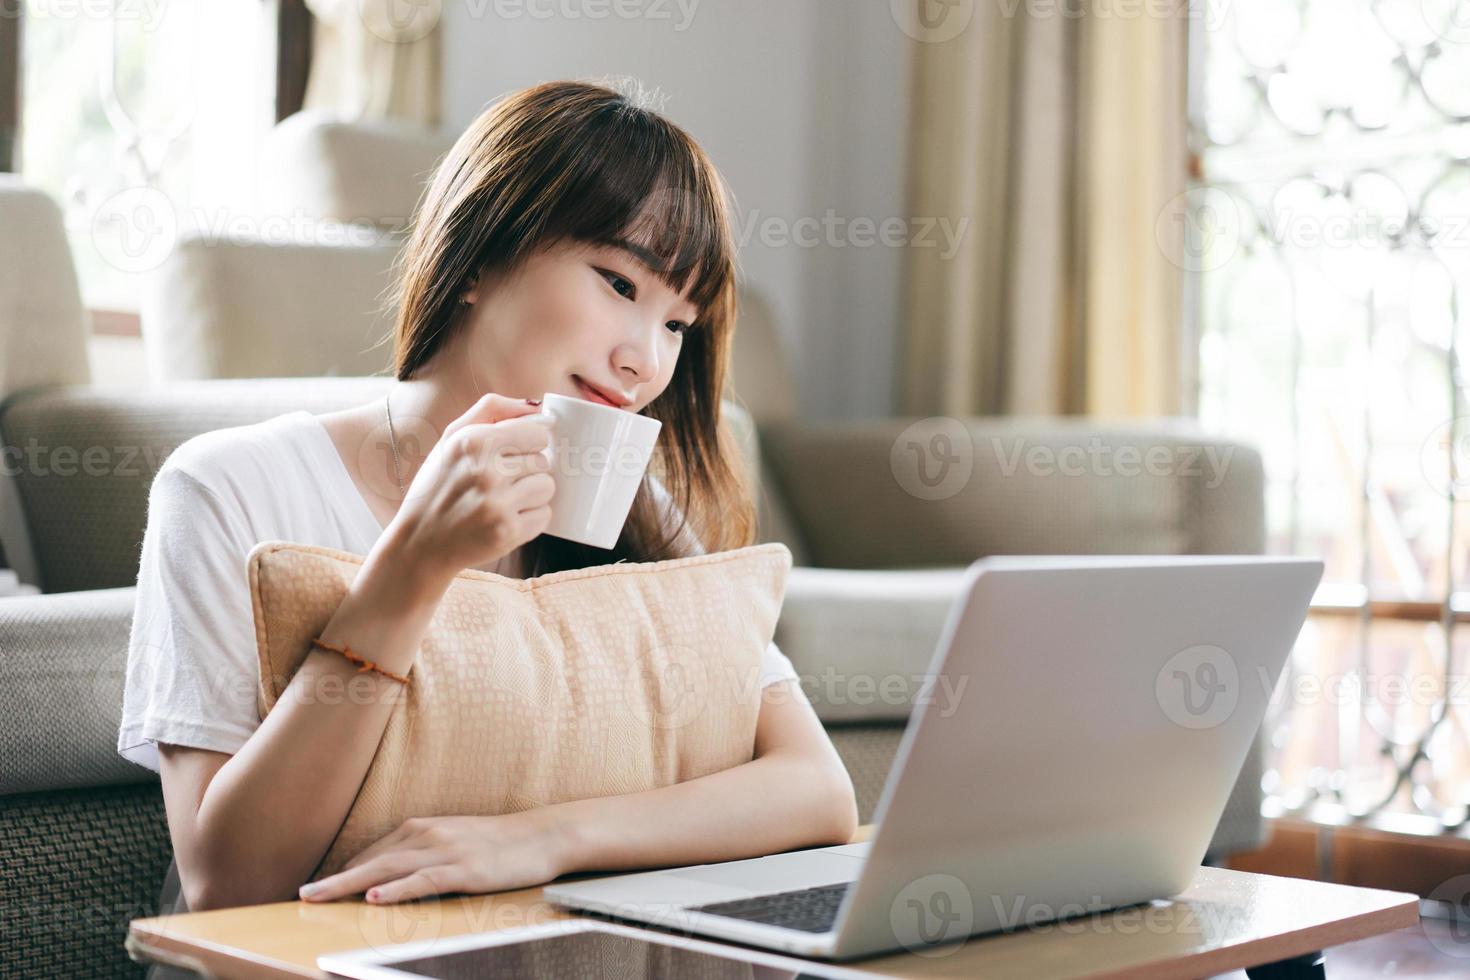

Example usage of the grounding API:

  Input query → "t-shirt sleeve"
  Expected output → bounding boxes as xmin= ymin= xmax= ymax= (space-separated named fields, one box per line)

xmin=758 ymin=639 xmax=802 ymax=691
xmin=648 ymin=476 xmax=800 ymax=692
xmin=118 ymin=462 xmax=263 ymax=773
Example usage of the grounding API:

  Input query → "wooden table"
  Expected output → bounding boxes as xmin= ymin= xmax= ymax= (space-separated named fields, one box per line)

xmin=127 ymin=827 xmax=1421 ymax=980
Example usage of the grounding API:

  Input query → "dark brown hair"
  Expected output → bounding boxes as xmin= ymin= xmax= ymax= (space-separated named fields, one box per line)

xmin=387 ymin=79 xmax=754 ymax=575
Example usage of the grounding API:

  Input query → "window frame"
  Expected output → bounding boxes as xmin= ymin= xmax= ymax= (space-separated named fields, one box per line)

xmin=0 ymin=8 xmax=18 ymax=172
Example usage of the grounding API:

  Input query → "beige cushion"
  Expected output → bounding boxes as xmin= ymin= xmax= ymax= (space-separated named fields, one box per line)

xmin=248 ymin=539 xmax=791 ymax=880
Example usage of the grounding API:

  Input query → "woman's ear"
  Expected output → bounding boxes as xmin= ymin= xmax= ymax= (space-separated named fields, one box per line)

xmin=459 ymin=276 xmax=478 ymax=305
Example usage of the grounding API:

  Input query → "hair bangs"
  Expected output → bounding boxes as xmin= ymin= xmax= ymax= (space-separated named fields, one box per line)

xmin=531 ymin=106 xmax=735 ymax=323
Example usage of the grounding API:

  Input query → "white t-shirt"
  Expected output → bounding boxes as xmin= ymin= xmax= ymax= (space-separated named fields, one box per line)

xmin=117 ymin=409 xmax=799 ymax=774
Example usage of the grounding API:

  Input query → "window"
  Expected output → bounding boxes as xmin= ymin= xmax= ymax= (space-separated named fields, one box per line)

xmin=14 ymin=1 xmax=274 ymax=317
xmin=1188 ymin=0 xmax=1470 ymax=826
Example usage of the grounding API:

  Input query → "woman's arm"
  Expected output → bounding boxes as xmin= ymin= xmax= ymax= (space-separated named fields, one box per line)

xmin=175 ymin=525 xmax=452 ymax=911
xmin=300 ymin=680 xmax=860 ymax=904
xmin=553 ymin=680 xmax=859 ymax=871
xmin=162 ymin=394 xmax=554 ymax=911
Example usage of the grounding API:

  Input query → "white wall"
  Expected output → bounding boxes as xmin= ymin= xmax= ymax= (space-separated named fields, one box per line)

xmin=441 ymin=0 xmax=911 ymax=421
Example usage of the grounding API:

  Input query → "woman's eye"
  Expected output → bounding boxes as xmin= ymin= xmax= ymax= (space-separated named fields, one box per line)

xmin=600 ymin=269 xmax=635 ymax=299
xmin=599 ymin=268 xmax=689 ymax=335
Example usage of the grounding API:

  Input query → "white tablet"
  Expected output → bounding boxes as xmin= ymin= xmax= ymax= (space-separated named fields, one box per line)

xmin=317 ymin=917 xmax=880 ymax=979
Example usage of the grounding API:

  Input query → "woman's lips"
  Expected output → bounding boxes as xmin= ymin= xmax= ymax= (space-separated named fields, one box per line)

xmin=572 ymin=375 xmax=626 ymax=408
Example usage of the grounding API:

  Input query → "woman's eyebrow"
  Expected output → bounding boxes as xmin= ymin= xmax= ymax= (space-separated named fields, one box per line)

xmin=605 ymin=237 xmax=664 ymax=275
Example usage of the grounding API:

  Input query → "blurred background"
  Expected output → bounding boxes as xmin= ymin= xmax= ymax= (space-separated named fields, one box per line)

xmin=4 ymin=0 xmax=1470 ymax=954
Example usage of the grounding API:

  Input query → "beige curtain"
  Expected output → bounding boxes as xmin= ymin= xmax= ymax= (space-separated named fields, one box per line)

xmin=302 ymin=0 xmax=442 ymax=126
xmin=899 ymin=4 xmax=1188 ymax=418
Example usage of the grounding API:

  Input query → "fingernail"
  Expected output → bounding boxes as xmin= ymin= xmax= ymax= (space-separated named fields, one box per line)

xmin=525 ymin=398 xmax=542 ymax=406
xmin=367 ymin=888 xmax=382 ymax=902
xmin=299 ymin=883 xmax=322 ymax=898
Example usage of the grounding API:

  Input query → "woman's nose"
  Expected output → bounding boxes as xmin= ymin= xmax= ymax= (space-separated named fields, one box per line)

xmin=613 ymin=324 xmax=662 ymax=381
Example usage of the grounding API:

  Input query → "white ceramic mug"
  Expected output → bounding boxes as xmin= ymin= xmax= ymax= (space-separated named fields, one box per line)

xmin=537 ymin=392 xmax=662 ymax=549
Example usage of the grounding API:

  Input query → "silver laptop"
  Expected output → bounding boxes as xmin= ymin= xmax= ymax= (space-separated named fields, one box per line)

xmin=544 ymin=555 xmax=1323 ymax=960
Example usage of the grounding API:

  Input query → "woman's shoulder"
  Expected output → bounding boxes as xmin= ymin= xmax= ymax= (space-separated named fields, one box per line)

xmin=156 ymin=410 xmax=322 ymax=499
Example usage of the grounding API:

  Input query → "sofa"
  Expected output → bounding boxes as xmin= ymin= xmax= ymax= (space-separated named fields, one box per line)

xmin=1 ymin=171 xmax=1269 ymax=979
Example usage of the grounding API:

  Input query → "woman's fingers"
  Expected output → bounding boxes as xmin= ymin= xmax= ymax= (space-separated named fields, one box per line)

xmin=458 ymin=450 xmax=550 ymax=496
xmin=508 ymin=471 xmax=556 ymax=507
xmin=459 ymin=413 xmax=555 ymax=459
xmin=339 ymin=823 xmax=430 ymax=873
xmin=365 ymin=865 xmax=462 ymax=904
xmin=300 ymin=851 xmax=427 ymax=902
xmin=496 ymin=447 xmax=552 ymax=480
xmin=451 ymin=428 xmax=553 ymax=486
xmin=442 ymin=393 xmax=545 ymax=439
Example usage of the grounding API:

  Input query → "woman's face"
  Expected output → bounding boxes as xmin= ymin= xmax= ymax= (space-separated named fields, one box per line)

xmin=450 ymin=237 xmax=700 ymax=413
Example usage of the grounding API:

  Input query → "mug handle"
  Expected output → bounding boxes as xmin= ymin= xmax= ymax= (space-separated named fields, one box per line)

xmin=527 ymin=411 xmax=557 ymax=469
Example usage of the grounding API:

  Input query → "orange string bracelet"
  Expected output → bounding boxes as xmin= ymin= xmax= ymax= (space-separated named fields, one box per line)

xmin=310 ymin=637 xmax=412 ymax=686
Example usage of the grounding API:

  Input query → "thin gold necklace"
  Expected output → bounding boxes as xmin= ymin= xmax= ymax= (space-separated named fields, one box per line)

xmin=384 ymin=391 xmax=405 ymax=499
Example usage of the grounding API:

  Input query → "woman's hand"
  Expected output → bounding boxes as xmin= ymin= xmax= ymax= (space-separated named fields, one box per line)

xmin=297 ymin=810 xmax=570 ymax=904
xmin=383 ymin=393 xmax=557 ymax=590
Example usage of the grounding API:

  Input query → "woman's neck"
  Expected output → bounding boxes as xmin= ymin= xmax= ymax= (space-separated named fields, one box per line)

xmin=388 ymin=347 xmax=499 ymax=485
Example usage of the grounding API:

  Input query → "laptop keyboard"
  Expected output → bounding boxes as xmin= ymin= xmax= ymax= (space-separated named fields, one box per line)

xmin=689 ymin=881 xmax=852 ymax=933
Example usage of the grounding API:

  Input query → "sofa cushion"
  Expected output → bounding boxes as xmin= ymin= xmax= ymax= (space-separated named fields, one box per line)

xmin=262 ymin=109 xmax=451 ymax=230
xmin=142 ymin=233 xmax=401 ymax=382
xmin=0 ymin=587 xmax=146 ymax=795
xmin=775 ymin=566 xmax=969 ymax=723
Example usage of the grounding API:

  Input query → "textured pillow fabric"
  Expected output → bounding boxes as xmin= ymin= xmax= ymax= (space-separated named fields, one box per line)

xmin=247 ymin=540 xmax=792 ymax=880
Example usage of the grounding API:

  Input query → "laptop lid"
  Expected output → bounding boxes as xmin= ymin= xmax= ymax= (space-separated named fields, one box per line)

xmin=830 ymin=555 xmax=1322 ymax=958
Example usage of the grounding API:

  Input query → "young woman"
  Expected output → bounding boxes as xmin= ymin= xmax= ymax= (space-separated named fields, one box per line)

xmin=117 ymin=80 xmax=857 ymax=918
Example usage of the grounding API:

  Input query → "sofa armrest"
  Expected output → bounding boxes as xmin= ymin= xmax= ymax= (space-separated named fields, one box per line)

xmin=0 ymin=377 xmax=393 ymax=592
xmin=0 ymin=587 xmax=149 ymax=794
xmin=0 ymin=180 xmax=90 ymax=402
xmin=761 ymin=417 xmax=1264 ymax=568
